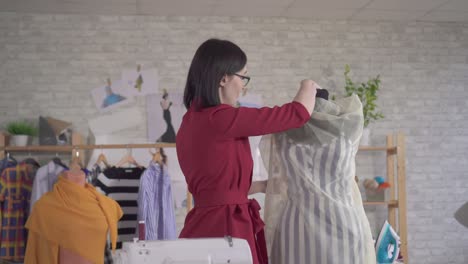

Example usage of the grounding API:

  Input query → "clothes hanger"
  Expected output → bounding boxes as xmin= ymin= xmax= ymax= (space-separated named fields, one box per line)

xmin=149 ymin=148 xmax=162 ymax=164
xmin=94 ymin=147 xmax=110 ymax=168
xmin=6 ymin=152 xmax=17 ymax=163
xmin=23 ymin=151 xmax=40 ymax=167
xmin=52 ymin=153 xmax=68 ymax=169
xmin=150 ymin=147 xmax=167 ymax=165
xmin=116 ymin=146 xmax=141 ymax=168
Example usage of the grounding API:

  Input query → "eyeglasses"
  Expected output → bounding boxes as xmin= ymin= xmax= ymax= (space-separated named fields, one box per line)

xmin=233 ymin=73 xmax=251 ymax=87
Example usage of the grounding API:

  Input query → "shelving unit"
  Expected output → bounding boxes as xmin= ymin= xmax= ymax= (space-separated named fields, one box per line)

xmin=359 ymin=132 xmax=408 ymax=264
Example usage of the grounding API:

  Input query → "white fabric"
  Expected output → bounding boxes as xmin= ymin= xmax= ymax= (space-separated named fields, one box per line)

xmin=261 ymin=95 xmax=375 ymax=264
xmin=30 ymin=161 xmax=65 ymax=213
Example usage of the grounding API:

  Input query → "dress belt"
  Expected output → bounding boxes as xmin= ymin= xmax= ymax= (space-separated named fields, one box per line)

xmin=195 ymin=190 xmax=268 ymax=264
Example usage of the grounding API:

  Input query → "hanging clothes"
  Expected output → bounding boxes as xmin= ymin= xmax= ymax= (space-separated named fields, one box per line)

xmin=137 ymin=161 xmax=176 ymax=240
xmin=261 ymin=95 xmax=375 ymax=264
xmin=95 ymin=166 xmax=145 ymax=249
xmin=0 ymin=157 xmax=17 ymax=175
xmin=87 ymin=164 xmax=114 ymax=264
xmin=30 ymin=161 xmax=66 ymax=213
xmin=25 ymin=176 xmax=123 ymax=264
xmin=0 ymin=163 xmax=37 ymax=261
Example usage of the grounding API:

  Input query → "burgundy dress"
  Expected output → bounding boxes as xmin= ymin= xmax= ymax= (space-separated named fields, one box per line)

xmin=176 ymin=102 xmax=309 ymax=264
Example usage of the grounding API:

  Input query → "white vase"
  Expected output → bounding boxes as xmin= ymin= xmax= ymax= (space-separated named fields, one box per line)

xmin=11 ymin=135 xmax=29 ymax=146
xmin=360 ymin=127 xmax=371 ymax=146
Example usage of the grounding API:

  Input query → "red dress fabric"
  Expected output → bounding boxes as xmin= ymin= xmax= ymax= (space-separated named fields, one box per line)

xmin=176 ymin=102 xmax=310 ymax=264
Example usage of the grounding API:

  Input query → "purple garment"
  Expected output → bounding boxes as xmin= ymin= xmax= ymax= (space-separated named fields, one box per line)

xmin=137 ymin=162 xmax=176 ymax=240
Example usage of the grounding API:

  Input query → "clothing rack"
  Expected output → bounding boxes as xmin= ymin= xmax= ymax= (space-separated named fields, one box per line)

xmin=0 ymin=132 xmax=195 ymax=213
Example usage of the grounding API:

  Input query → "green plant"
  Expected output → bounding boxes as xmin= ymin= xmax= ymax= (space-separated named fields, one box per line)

xmin=344 ymin=65 xmax=384 ymax=128
xmin=6 ymin=121 xmax=37 ymax=136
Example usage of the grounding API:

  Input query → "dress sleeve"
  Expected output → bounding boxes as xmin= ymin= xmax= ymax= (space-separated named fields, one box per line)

xmin=210 ymin=101 xmax=310 ymax=138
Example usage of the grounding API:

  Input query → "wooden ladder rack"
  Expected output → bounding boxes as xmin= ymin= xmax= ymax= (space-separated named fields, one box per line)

xmin=359 ymin=132 xmax=408 ymax=264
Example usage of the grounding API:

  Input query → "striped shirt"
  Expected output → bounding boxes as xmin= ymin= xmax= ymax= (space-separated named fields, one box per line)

xmin=137 ymin=162 xmax=176 ymax=240
xmin=95 ymin=166 xmax=145 ymax=249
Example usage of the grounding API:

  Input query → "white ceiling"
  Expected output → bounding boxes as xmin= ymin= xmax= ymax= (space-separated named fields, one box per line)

xmin=0 ymin=0 xmax=467 ymax=22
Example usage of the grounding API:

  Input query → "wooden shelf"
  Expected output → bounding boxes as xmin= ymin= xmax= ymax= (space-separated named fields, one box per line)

xmin=1 ymin=145 xmax=73 ymax=152
xmin=363 ymin=200 xmax=398 ymax=207
xmin=358 ymin=146 xmax=397 ymax=152
xmin=0 ymin=143 xmax=177 ymax=152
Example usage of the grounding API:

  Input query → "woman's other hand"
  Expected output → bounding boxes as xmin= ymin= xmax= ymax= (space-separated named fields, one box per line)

xmin=293 ymin=79 xmax=319 ymax=115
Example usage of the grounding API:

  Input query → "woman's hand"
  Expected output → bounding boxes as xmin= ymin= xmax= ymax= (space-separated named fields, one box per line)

xmin=248 ymin=180 xmax=268 ymax=195
xmin=293 ymin=79 xmax=319 ymax=115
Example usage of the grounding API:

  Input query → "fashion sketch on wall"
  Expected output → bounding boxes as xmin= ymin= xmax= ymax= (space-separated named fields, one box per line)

xmin=147 ymin=90 xmax=184 ymax=144
xmin=122 ymin=65 xmax=159 ymax=96
xmin=157 ymin=89 xmax=176 ymax=143
xmin=91 ymin=78 xmax=133 ymax=112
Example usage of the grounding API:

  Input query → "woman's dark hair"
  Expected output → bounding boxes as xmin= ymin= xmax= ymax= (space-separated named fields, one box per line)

xmin=183 ymin=38 xmax=247 ymax=109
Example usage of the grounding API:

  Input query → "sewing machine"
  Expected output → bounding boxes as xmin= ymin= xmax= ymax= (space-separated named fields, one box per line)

xmin=114 ymin=236 xmax=252 ymax=264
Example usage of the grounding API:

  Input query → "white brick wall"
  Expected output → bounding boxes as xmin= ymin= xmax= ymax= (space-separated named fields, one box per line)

xmin=1 ymin=12 xmax=467 ymax=264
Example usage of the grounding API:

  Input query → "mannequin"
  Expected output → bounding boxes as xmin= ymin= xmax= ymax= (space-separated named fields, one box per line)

xmin=59 ymin=170 xmax=92 ymax=264
xmin=25 ymin=160 xmax=123 ymax=264
xmin=260 ymin=93 xmax=376 ymax=264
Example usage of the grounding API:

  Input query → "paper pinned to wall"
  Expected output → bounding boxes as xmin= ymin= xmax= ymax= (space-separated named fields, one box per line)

xmin=146 ymin=92 xmax=185 ymax=143
xmin=88 ymin=107 xmax=144 ymax=135
xmin=122 ymin=65 xmax=159 ymax=96
xmin=91 ymin=79 xmax=134 ymax=113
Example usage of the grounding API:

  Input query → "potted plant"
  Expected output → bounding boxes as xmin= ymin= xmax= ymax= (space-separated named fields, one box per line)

xmin=6 ymin=120 xmax=37 ymax=146
xmin=344 ymin=65 xmax=384 ymax=145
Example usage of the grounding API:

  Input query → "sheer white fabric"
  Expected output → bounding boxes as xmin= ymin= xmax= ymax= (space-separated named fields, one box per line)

xmin=261 ymin=95 xmax=376 ymax=264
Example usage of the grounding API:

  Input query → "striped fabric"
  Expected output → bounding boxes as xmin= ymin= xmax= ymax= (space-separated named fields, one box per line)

xmin=270 ymin=135 xmax=370 ymax=264
xmin=263 ymin=95 xmax=375 ymax=264
xmin=95 ymin=166 xmax=145 ymax=249
xmin=0 ymin=164 xmax=35 ymax=261
xmin=104 ymin=244 xmax=113 ymax=264
xmin=137 ymin=162 xmax=176 ymax=240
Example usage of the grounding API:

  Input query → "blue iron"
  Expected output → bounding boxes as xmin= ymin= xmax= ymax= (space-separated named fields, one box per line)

xmin=375 ymin=220 xmax=400 ymax=264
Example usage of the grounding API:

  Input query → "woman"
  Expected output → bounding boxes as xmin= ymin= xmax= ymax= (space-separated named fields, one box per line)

xmin=176 ymin=38 xmax=318 ymax=264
